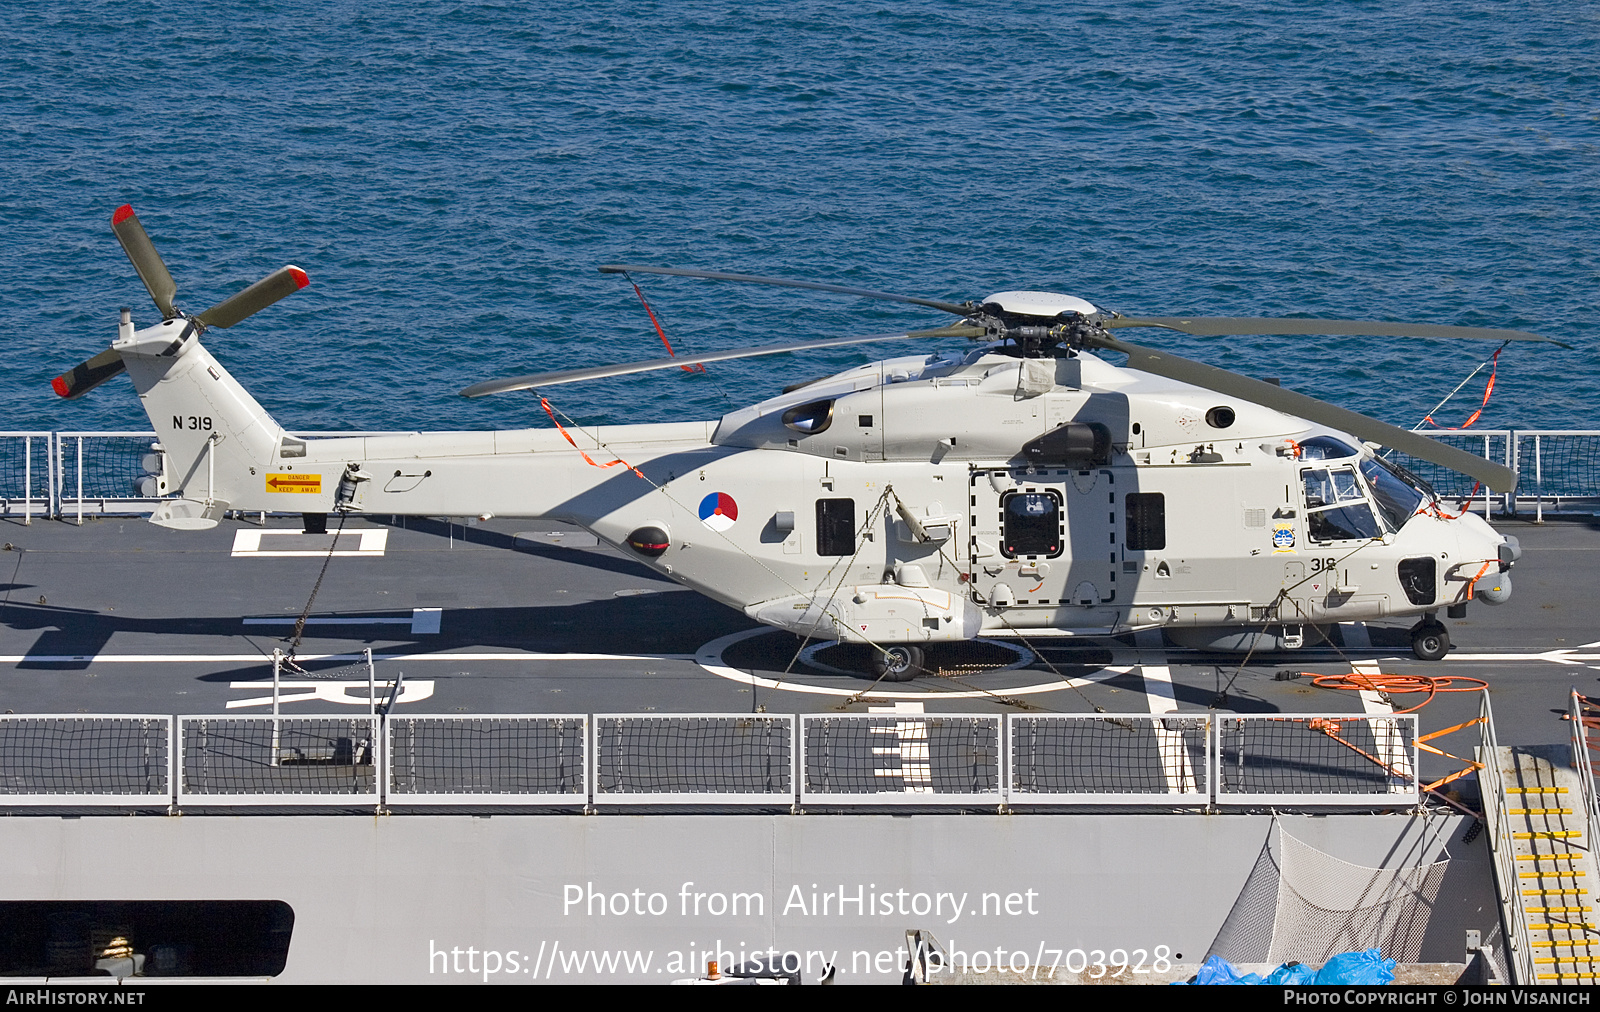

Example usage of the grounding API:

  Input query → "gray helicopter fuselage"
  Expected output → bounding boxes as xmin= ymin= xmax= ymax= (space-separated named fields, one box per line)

xmin=118 ymin=319 xmax=1514 ymax=649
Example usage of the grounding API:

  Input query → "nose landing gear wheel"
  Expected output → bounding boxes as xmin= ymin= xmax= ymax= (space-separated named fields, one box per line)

xmin=873 ymin=645 xmax=925 ymax=682
xmin=1410 ymin=620 xmax=1450 ymax=662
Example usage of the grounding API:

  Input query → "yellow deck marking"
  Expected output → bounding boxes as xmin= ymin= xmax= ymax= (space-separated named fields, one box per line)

xmin=1535 ymin=940 xmax=1600 ymax=948
xmin=1531 ymin=923 xmax=1598 ymax=930
xmin=1521 ymin=853 xmax=1584 ymax=861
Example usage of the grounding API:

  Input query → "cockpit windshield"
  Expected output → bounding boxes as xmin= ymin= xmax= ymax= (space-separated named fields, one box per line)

xmin=1360 ymin=456 xmax=1428 ymax=530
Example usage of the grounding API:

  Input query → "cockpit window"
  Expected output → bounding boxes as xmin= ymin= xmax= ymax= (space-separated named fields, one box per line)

xmin=1297 ymin=436 xmax=1360 ymax=460
xmin=1360 ymin=457 xmax=1426 ymax=531
xmin=1302 ymin=465 xmax=1382 ymax=542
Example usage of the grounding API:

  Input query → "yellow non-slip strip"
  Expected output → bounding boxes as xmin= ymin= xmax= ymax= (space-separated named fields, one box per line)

xmin=1521 ymin=853 xmax=1585 ymax=861
xmin=1511 ymin=808 xmax=1575 ymax=815
xmin=1516 ymin=831 xmax=1583 ymax=839
xmin=1525 ymin=890 xmax=1589 ymax=896
xmin=1509 ymin=788 xmax=1569 ymax=794
xmin=1539 ymin=974 xmax=1600 ymax=980
xmin=1527 ymin=907 xmax=1593 ymax=913
xmin=1535 ymin=940 xmax=1600 ymax=948
xmin=1531 ymin=924 xmax=1598 ymax=931
xmin=1535 ymin=958 xmax=1600 ymax=966
xmin=1522 ymin=871 xmax=1587 ymax=878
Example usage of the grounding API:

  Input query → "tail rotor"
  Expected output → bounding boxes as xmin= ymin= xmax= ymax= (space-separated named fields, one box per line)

xmin=53 ymin=205 xmax=310 ymax=399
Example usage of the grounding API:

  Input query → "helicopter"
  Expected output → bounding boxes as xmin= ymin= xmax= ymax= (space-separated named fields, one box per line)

xmin=54 ymin=206 xmax=1562 ymax=678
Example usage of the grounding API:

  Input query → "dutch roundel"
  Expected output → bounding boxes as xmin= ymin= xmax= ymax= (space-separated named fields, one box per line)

xmin=698 ymin=492 xmax=738 ymax=532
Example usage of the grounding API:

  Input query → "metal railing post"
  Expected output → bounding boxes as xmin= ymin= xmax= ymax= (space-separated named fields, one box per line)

xmin=1482 ymin=433 xmax=1492 ymax=519
xmin=1535 ymin=434 xmax=1544 ymax=524
xmin=271 ymin=649 xmax=282 ymax=767
xmin=168 ymin=716 xmax=178 ymax=813
xmin=792 ymin=714 xmax=802 ymax=813
xmin=75 ymin=435 xmax=83 ymax=526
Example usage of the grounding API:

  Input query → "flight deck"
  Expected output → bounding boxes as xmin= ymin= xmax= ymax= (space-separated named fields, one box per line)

xmin=1 ymin=510 xmax=1593 ymax=755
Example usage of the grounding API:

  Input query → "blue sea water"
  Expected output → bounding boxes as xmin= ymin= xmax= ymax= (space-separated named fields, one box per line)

xmin=1 ymin=1 xmax=1595 ymax=435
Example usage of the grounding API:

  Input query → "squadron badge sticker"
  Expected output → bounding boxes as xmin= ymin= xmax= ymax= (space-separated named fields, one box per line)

xmin=1272 ymin=521 xmax=1296 ymax=552
xmin=699 ymin=492 xmax=739 ymax=532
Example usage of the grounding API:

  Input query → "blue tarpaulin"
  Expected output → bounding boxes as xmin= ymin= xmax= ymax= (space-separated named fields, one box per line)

xmin=1177 ymin=950 xmax=1396 ymax=985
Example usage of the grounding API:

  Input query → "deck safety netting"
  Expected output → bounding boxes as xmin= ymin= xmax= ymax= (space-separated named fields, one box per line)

xmin=388 ymin=717 xmax=585 ymax=797
xmin=0 ymin=717 xmax=169 ymax=796
xmin=594 ymin=716 xmax=792 ymax=797
xmin=1208 ymin=822 xmax=1450 ymax=965
xmin=0 ymin=435 xmax=52 ymax=502
xmin=1010 ymin=715 xmax=1207 ymax=797
xmin=180 ymin=718 xmax=377 ymax=796
xmin=802 ymin=716 xmax=999 ymax=797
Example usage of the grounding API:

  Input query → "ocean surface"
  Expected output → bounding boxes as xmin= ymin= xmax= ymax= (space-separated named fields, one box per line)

xmin=1 ymin=1 xmax=1595 ymax=436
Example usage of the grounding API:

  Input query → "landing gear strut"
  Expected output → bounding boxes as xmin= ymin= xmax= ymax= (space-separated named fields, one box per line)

xmin=1410 ymin=618 xmax=1450 ymax=662
xmin=872 ymin=644 xmax=924 ymax=682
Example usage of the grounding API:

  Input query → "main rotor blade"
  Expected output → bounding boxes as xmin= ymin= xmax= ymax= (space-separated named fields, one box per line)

xmin=195 ymin=266 xmax=310 ymax=329
xmin=461 ymin=325 xmax=984 ymax=398
xmin=111 ymin=205 xmax=177 ymax=319
xmin=52 ymin=348 xmax=125 ymax=400
xmin=598 ymin=264 xmax=974 ymax=316
xmin=1085 ymin=333 xmax=1520 ymax=492
xmin=1108 ymin=314 xmax=1567 ymax=347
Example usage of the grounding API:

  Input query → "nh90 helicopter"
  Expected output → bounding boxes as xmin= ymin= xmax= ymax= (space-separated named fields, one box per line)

xmin=55 ymin=207 xmax=1562 ymax=677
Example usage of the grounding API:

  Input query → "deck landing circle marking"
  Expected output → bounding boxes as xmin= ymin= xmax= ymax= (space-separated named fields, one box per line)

xmin=695 ymin=628 xmax=1128 ymax=700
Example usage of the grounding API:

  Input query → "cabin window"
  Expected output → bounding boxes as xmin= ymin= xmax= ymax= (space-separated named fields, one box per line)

xmin=816 ymin=498 xmax=856 ymax=556
xmin=1001 ymin=491 xmax=1062 ymax=558
xmin=1302 ymin=466 xmax=1381 ymax=542
xmin=1126 ymin=492 xmax=1166 ymax=551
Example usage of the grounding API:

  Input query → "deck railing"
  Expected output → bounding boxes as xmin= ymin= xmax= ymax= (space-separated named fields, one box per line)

xmin=0 ymin=709 xmax=1436 ymax=814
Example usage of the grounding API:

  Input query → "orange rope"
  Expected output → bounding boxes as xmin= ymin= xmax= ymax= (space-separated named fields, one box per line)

xmin=1422 ymin=345 xmax=1502 ymax=430
xmin=1308 ymin=672 xmax=1488 ymax=714
xmin=1464 ymin=560 xmax=1494 ymax=600
xmin=540 ymin=397 xmax=645 ymax=478
xmin=629 ymin=279 xmax=704 ymax=374
xmin=1418 ymin=483 xmax=1482 ymax=520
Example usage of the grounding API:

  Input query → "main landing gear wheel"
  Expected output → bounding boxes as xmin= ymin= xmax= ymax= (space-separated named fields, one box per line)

xmin=873 ymin=645 xmax=925 ymax=682
xmin=1410 ymin=620 xmax=1450 ymax=662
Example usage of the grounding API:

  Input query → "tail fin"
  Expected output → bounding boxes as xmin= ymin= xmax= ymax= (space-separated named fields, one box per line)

xmin=115 ymin=318 xmax=288 ymax=521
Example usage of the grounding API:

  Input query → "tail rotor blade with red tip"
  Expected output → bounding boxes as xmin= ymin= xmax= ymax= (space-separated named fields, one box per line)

xmin=52 ymin=348 xmax=127 ymax=400
xmin=110 ymin=205 xmax=178 ymax=319
xmin=195 ymin=266 xmax=310 ymax=329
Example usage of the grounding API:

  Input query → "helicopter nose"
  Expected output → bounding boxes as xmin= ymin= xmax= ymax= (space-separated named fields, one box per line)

xmin=1499 ymin=535 xmax=1521 ymax=571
